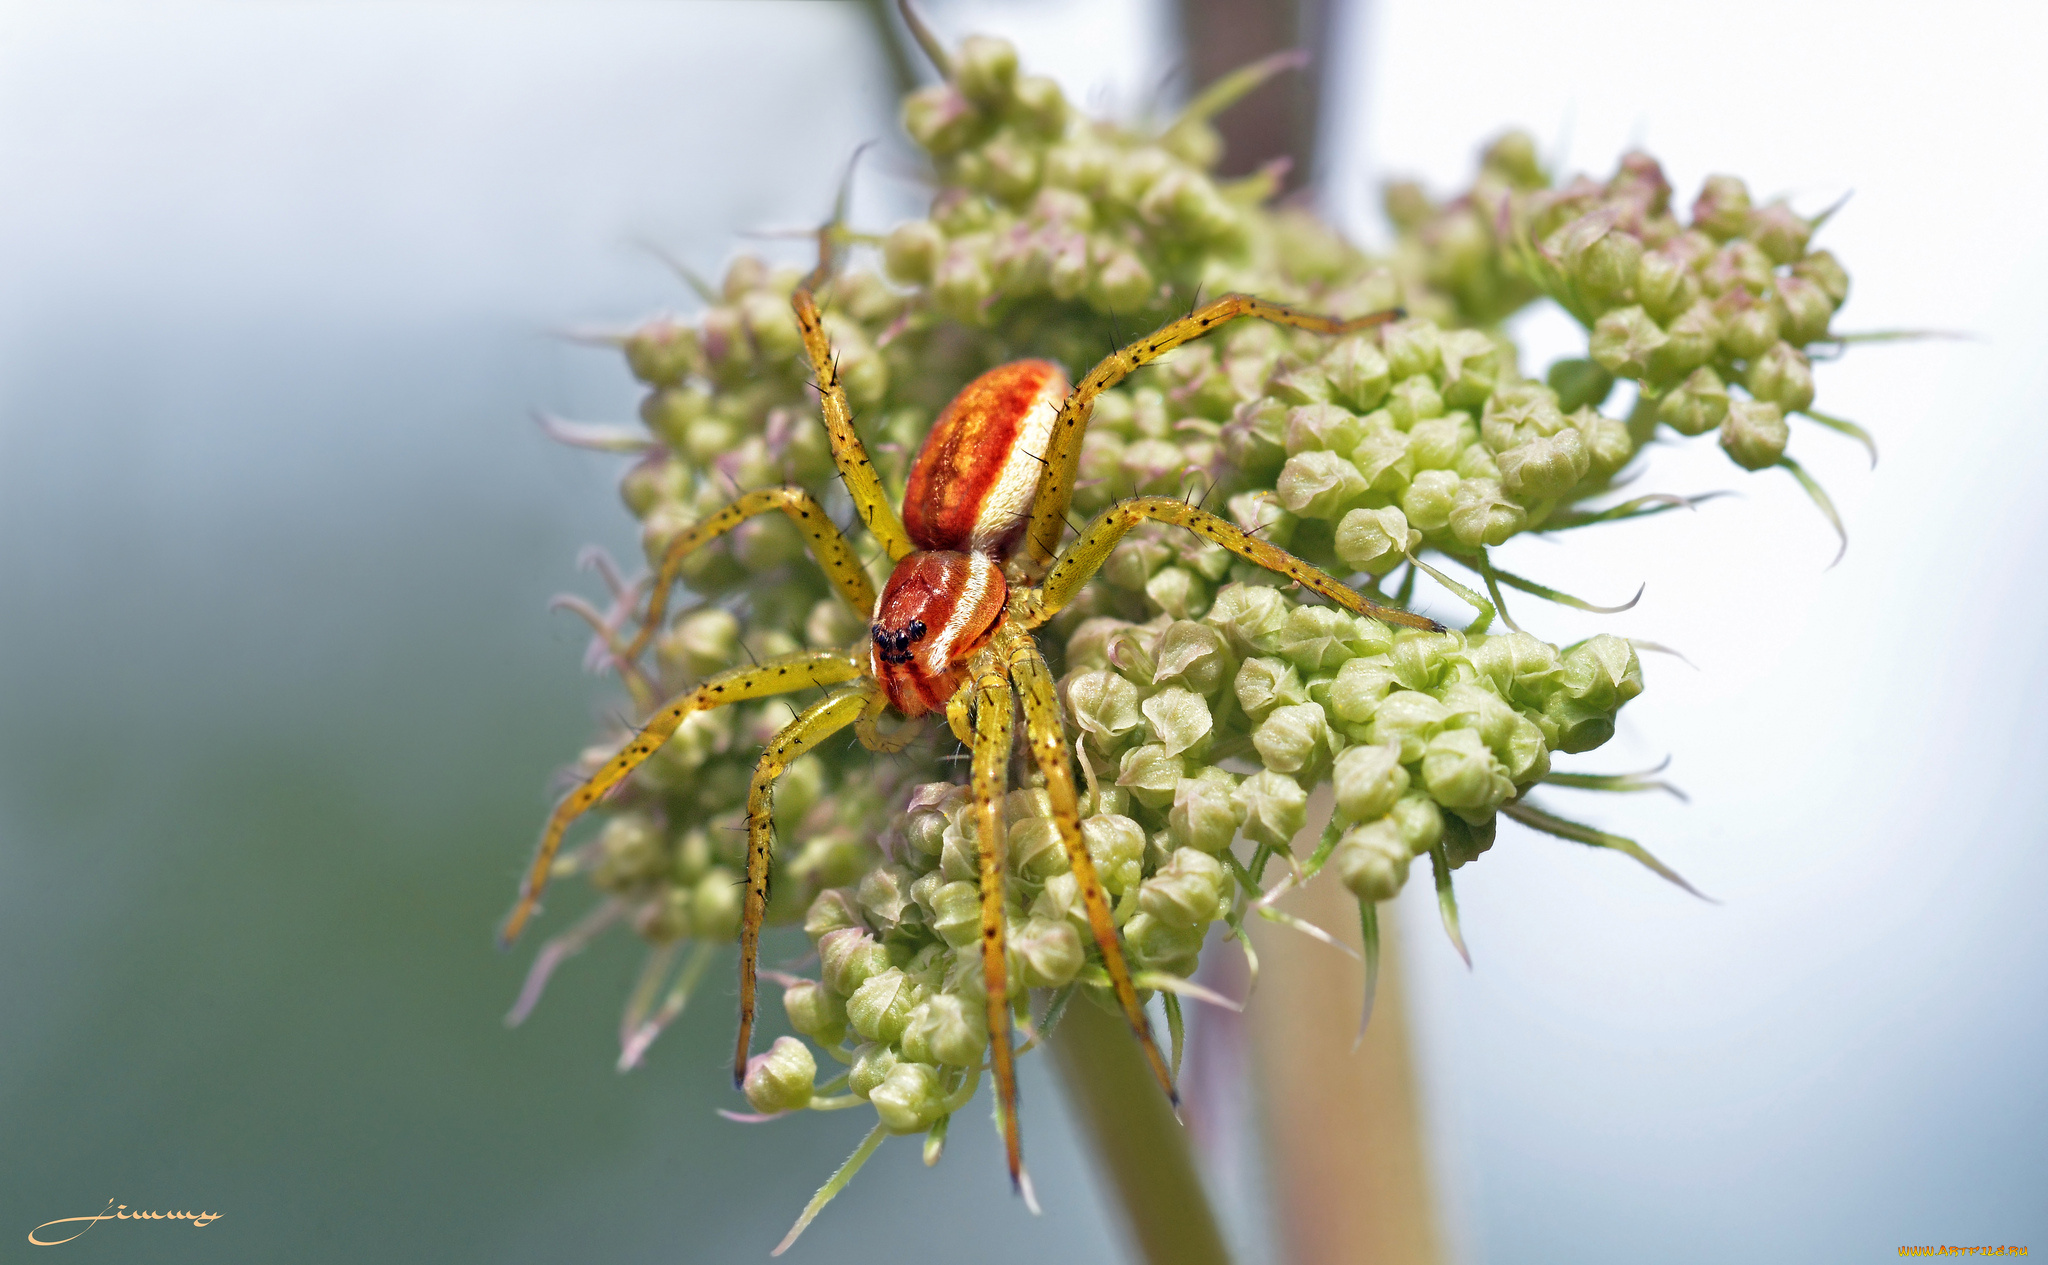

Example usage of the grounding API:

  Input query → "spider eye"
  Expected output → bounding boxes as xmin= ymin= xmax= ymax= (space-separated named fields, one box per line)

xmin=908 ymin=620 xmax=927 ymax=641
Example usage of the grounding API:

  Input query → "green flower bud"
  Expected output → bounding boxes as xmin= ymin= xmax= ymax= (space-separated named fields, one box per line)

xmin=1441 ymin=683 xmax=1548 ymax=784
xmin=1334 ymin=818 xmax=1411 ymax=902
xmin=1590 ymin=305 xmax=1668 ymax=380
xmin=1235 ymin=655 xmax=1308 ymax=722
xmin=1386 ymin=374 xmax=1446 ymax=429
xmin=1151 ymin=620 xmax=1235 ymax=697
xmin=1381 ymin=319 xmax=1442 ymax=381
xmin=691 ymin=867 xmax=742 ymax=941
xmin=1043 ymin=139 xmax=1111 ymax=194
xmin=1746 ymin=341 xmax=1815 ymax=412
xmin=902 ymin=85 xmax=978 ymax=156
xmin=1748 ymin=199 xmax=1811 ymax=264
xmin=1716 ymin=290 xmax=1782 ymax=361
xmin=819 ymin=926 xmax=891 ymax=997
xmin=1228 ymin=490 xmax=1297 ymax=548
xmin=1005 ymin=814 xmax=1064 ymax=882
xmin=1561 ymin=634 xmax=1644 ymax=709
xmin=932 ymin=234 xmax=994 ymax=321
xmin=1139 ymin=848 xmax=1230 ymax=929
xmin=1145 ymin=566 xmax=1208 ymax=621
xmin=1012 ymin=915 xmax=1084 ymax=988
xmin=1235 ymin=769 xmax=1308 ymax=848
xmin=1407 ymin=413 xmax=1470 ymax=471
xmin=1775 ymin=274 xmax=1835 ymax=346
xmin=954 ymin=34 xmax=1019 ymax=104
xmin=1322 ymin=336 xmax=1392 ymax=411
xmin=784 ymin=980 xmax=849 ymax=1046
xmin=805 ymin=887 xmax=863 ymax=941
xmin=1496 ymin=426 xmax=1590 ymax=498
xmin=1254 ymin=701 xmax=1334 ymax=777
xmin=1387 ymin=791 xmax=1444 ymax=855
xmin=1329 ymin=656 xmax=1400 ymax=725
xmin=1635 ymin=246 xmax=1700 ymax=323
xmin=1401 ymin=468 xmax=1459 ymax=532
xmin=1285 ymin=402 xmax=1362 ymax=456
xmin=1573 ymin=222 xmax=1645 ymax=307
xmin=902 ymin=993 xmax=988 ymax=1068
xmin=656 ymin=606 xmax=739 ymax=683
xmin=1542 ymin=695 xmax=1615 ymax=754
xmin=1649 ymin=300 xmax=1721 ymax=382
xmin=1089 ymin=248 xmax=1155 ymax=313
xmin=1139 ymin=169 xmax=1237 ymax=241
xmin=1467 ymin=632 xmax=1564 ymax=706
xmin=1369 ymin=689 xmax=1450 ymax=763
xmin=1124 ymin=912 xmax=1203 ymax=977
xmin=870 ymin=1061 xmax=948 ymax=1134
xmin=1441 ymin=812 xmax=1496 ymax=869
xmin=847 ymin=967 xmax=918 ymax=1045
xmin=1067 ymin=668 xmax=1146 ymax=754
xmin=1438 ymin=329 xmax=1501 ymax=409
xmin=1691 ymin=175 xmax=1752 ymax=239
xmin=1353 ymin=429 xmax=1417 ymax=496
xmin=743 ymin=1037 xmax=816 ymax=1114
xmin=1334 ymin=741 xmax=1411 ymax=824
xmin=1422 ymin=727 xmax=1516 ymax=824
xmin=883 ymin=219 xmax=943 ymax=285
xmin=1169 ymin=770 xmax=1245 ymax=854
xmin=1012 ymin=74 xmax=1068 ymax=136
xmin=591 ymin=811 xmax=665 ymax=891
xmin=1449 ymin=477 xmax=1529 ymax=548
xmin=1334 ymin=505 xmax=1416 ymax=576
xmin=1277 ymin=449 xmax=1369 ymax=520
xmin=1275 ymin=605 xmax=1357 ymax=673
xmin=1792 ymin=250 xmax=1850 ymax=307
xmin=635 ymin=884 xmax=693 ymax=943
xmin=1081 ymin=812 xmax=1147 ymax=893
xmin=1656 ymin=366 xmax=1729 ymax=436
xmin=1141 ymin=685 xmax=1214 ymax=757
xmin=1546 ymin=357 xmax=1617 ymax=412
xmin=857 ymin=865 xmax=916 ymax=937
xmin=1206 ymin=583 xmax=1292 ymax=656
xmin=928 ymin=881 xmax=981 ymax=949
xmin=1572 ymin=407 xmax=1635 ymax=479
xmin=1719 ymin=398 xmax=1789 ymax=470
xmin=847 ymin=1042 xmax=899 ymax=1100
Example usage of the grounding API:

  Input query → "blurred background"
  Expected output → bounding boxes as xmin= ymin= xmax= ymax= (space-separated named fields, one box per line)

xmin=1 ymin=2 xmax=2042 ymax=1262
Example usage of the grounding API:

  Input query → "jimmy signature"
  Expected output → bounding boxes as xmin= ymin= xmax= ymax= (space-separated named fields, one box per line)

xmin=29 ymin=1199 xmax=222 ymax=1246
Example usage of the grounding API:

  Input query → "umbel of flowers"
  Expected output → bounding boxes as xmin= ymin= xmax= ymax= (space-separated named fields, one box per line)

xmin=513 ymin=26 xmax=1859 ymax=1235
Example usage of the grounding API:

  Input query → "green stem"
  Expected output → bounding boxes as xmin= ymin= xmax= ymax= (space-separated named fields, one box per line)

xmin=1049 ymin=996 xmax=1232 ymax=1265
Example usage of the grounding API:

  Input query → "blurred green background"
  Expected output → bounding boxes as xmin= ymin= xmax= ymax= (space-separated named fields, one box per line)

xmin=3 ymin=2 xmax=2044 ymax=1263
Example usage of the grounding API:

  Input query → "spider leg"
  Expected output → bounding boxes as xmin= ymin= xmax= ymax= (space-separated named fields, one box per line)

xmin=1000 ymin=623 xmax=1179 ymax=1106
xmin=854 ymin=688 xmax=925 ymax=753
xmin=622 ymin=487 xmax=876 ymax=665
xmin=1020 ymin=496 xmax=1443 ymax=632
xmin=735 ymin=683 xmax=874 ymax=1086
xmin=792 ymin=289 xmax=917 ymax=564
xmin=1021 ymin=293 xmax=1402 ymax=573
xmin=965 ymin=671 xmax=1026 ymax=1191
xmin=945 ymin=684 xmax=975 ymax=749
xmin=500 ymin=648 xmax=866 ymax=947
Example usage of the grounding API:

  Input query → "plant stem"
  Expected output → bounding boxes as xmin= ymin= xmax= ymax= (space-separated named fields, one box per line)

xmin=1050 ymin=995 xmax=1233 ymax=1265
xmin=1248 ymin=882 xmax=1443 ymax=1265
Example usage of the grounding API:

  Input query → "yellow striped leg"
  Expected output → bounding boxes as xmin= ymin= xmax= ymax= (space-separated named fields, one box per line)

xmin=1021 ymin=293 xmax=1403 ymax=573
xmin=1002 ymin=625 xmax=1178 ymax=1105
xmin=735 ymin=684 xmax=873 ymax=1086
xmin=1020 ymin=496 xmax=1442 ymax=632
xmin=621 ymin=487 xmax=876 ymax=665
xmin=499 ymin=649 xmax=865 ymax=947
xmin=966 ymin=673 xmax=1025 ymax=1190
xmin=792 ymin=289 xmax=917 ymax=564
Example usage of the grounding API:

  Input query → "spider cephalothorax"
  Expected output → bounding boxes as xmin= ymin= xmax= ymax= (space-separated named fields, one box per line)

xmin=501 ymin=280 xmax=1441 ymax=1191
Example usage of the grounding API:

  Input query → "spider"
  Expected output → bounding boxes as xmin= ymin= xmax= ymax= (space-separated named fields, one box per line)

xmin=501 ymin=280 xmax=1442 ymax=1191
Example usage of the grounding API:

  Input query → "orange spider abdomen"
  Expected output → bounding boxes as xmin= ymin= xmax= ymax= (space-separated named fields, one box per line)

xmin=902 ymin=359 xmax=1069 ymax=560
xmin=871 ymin=550 xmax=1008 ymax=717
